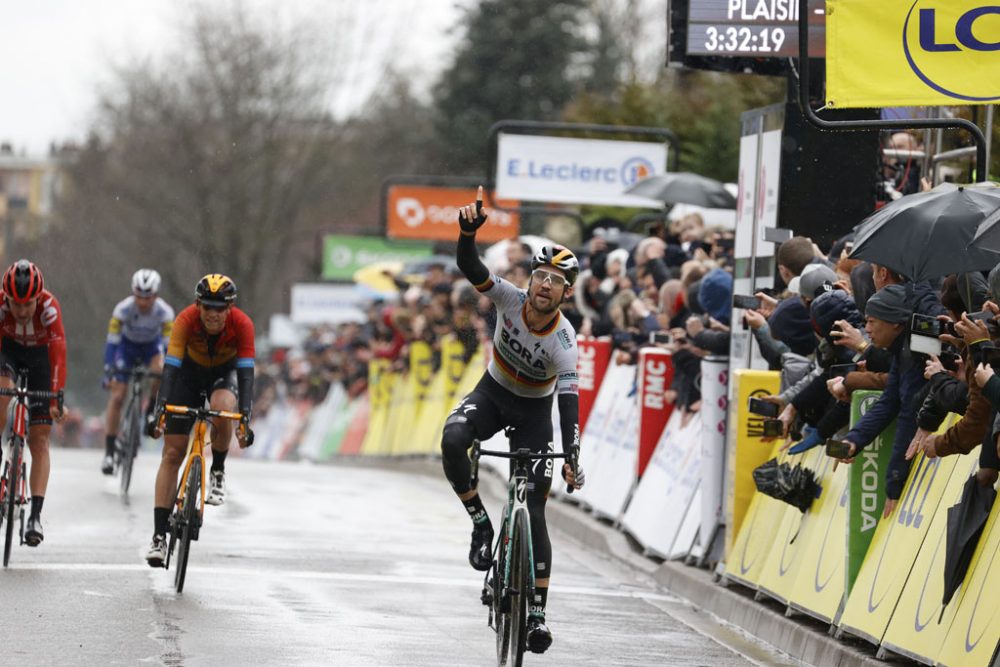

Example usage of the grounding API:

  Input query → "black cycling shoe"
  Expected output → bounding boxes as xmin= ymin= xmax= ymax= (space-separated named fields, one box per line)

xmin=101 ymin=453 xmax=115 ymax=475
xmin=24 ymin=516 xmax=43 ymax=547
xmin=469 ymin=522 xmax=494 ymax=572
xmin=526 ymin=617 xmax=553 ymax=654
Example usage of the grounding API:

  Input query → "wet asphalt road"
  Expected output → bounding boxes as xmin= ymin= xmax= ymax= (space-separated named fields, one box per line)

xmin=0 ymin=448 xmax=801 ymax=666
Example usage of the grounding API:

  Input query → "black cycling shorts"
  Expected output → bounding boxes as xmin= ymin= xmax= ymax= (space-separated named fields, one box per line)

xmin=446 ymin=373 xmax=556 ymax=495
xmin=0 ymin=339 xmax=54 ymax=426
xmin=163 ymin=361 xmax=239 ymax=436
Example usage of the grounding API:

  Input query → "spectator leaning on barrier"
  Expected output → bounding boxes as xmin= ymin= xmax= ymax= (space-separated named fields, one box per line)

xmin=914 ymin=265 xmax=1000 ymax=489
xmin=836 ymin=284 xmax=926 ymax=517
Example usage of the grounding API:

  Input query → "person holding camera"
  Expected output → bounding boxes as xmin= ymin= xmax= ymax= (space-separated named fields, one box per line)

xmin=832 ymin=285 xmax=927 ymax=518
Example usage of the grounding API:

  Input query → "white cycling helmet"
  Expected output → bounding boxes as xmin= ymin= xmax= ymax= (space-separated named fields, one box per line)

xmin=530 ymin=245 xmax=579 ymax=286
xmin=132 ymin=269 xmax=161 ymax=297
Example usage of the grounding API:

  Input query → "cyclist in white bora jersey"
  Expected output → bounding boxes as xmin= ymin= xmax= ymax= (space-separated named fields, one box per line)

xmin=440 ymin=187 xmax=585 ymax=655
xmin=100 ymin=269 xmax=174 ymax=475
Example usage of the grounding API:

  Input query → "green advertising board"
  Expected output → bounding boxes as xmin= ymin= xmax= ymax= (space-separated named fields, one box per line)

xmin=846 ymin=390 xmax=895 ymax=595
xmin=322 ymin=235 xmax=432 ymax=280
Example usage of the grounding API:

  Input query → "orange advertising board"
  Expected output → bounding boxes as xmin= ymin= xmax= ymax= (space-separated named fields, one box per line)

xmin=386 ymin=185 xmax=520 ymax=242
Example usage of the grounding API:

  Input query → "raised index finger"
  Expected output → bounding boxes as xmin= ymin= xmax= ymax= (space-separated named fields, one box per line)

xmin=476 ymin=185 xmax=484 ymax=215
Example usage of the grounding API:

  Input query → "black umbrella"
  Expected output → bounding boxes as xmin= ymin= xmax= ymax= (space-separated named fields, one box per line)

xmin=752 ymin=458 xmax=821 ymax=513
xmin=624 ymin=172 xmax=736 ymax=209
xmin=849 ymin=183 xmax=1000 ymax=282
xmin=941 ymin=474 xmax=996 ymax=620
xmin=969 ymin=201 xmax=1000 ymax=253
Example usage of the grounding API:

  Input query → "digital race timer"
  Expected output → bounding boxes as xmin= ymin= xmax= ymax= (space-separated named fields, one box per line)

xmin=685 ymin=0 xmax=826 ymax=58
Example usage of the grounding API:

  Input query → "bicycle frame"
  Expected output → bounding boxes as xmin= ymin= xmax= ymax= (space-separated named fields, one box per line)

xmin=165 ymin=403 xmax=242 ymax=518
xmin=173 ymin=413 xmax=208 ymax=518
xmin=499 ymin=461 xmax=536 ymax=604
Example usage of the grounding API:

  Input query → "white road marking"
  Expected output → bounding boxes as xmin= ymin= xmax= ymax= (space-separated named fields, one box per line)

xmin=14 ymin=562 xmax=679 ymax=602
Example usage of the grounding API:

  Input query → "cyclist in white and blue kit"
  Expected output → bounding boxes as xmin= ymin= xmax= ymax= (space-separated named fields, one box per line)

xmin=441 ymin=187 xmax=585 ymax=655
xmin=100 ymin=269 xmax=174 ymax=475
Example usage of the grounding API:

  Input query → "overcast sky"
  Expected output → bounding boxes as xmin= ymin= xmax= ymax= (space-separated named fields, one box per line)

xmin=0 ymin=0 xmax=466 ymax=156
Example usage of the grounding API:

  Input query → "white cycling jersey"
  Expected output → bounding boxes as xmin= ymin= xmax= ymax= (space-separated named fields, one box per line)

xmin=106 ymin=296 xmax=175 ymax=346
xmin=475 ymin=274 xmax=578 ymax=399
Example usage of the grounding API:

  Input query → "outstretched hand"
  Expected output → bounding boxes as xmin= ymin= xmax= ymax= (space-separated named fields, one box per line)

xmin=458 ymin=185 xmax=489 ymax=234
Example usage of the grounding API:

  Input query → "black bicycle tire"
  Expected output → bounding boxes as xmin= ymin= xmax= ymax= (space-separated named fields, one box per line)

xmin=2 ymin=447 xmax=17 ymax=567
xmin=494 ymin=517 xmax=511 ymax=666
xmin=510 ymin=511 xmax=530 ymax=667
xmin=174 ymin=462 xmax=200 ymax=593
xmin=119 ymin=395 xmax=141 ymax=496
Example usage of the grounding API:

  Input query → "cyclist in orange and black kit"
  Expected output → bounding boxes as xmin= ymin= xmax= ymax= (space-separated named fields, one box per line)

xmin=143 ymin=274 xmax=255 ymax=566
xmin=0 ymin=260 xmax=68 ymax=547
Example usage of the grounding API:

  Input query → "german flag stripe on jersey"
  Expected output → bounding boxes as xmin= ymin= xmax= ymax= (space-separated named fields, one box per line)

xmin=492 ymin=348 xmax=555 ymax=388
xmin=473 ymin=276 xmax=494 ymax=293
xmin=522 ymin=304 xmax=560 ymax=336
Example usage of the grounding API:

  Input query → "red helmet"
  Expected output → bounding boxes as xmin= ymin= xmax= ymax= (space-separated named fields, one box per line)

xmin=3 ymin=260 xmax=44 ymax=304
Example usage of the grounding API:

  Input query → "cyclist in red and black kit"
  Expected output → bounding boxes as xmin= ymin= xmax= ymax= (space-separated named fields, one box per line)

xmin=0 ymin=260 xmax=67 ymax=546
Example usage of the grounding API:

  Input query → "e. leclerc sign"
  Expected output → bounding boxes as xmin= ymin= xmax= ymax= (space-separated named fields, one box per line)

xmin=495 ymin=134 xmax=668 ymax=208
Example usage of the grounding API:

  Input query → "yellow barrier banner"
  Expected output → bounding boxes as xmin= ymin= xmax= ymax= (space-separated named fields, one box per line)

xmin=937 ymin=473 xmax=1000 ymax=667
xmin=755 ymin=447 xmax=825 ymax=603
xmin=724 ymin=438 xmax=788 ymax=588
xmin=724 ymin=370 xmax=781 ymax=559
xmin=881 ymin=447 xmax=982 ymax=664
xmin=360 ymin=360 xmax=392 ymax=455
xmin=442 ymin=337 xmax=468 ymax=399
xmin=787 ymin=452 xmax=850 ymax=623
xmin=839 ymin=451 xmax=960 ymax=645
xmin=826 ymin=0 xmax=1000 ymax=108
xmin=393 ymin=342 xmax=434 ymax=455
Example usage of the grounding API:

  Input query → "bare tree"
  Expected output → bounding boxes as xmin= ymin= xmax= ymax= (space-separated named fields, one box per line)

xmin=36 ymin=3 xmax=402 ymax=405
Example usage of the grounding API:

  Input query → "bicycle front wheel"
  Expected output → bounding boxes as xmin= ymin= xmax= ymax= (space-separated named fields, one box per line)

xmin=3 ymin=445 xmax=20 ymax=567
xmin=509 ymin=511 xmax=530 ymax=667
xmin=174 ymin=461 xmax=201 ymax=593
xmin=494 ymin=517 xmax=511 ymax=666
xmin=119 ymin=398 xmax=142 ymax=496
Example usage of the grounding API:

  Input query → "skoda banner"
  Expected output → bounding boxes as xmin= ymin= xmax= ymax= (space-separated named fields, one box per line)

xmin=322 ymin=235 xmax=432 ymax=281
xmin=827 ymin=1 xmax=1000 ymax=107
xmin=846 ymin=391 xmax=894 ymax=595
xmin=495 ymin=134 xmax=668 ymax=208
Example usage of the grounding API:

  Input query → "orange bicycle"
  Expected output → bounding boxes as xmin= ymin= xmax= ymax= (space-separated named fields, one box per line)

xmin=159 ymin=401 xmax=245 ymax=592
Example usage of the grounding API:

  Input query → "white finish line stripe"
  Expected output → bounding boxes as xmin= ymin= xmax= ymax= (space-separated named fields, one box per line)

xmin=10 ymin=562 xmax=679 ymax=602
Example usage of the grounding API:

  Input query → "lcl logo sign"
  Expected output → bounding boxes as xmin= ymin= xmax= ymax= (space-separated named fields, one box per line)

xmin=903 ymin=1 xmax=1000 ymax=102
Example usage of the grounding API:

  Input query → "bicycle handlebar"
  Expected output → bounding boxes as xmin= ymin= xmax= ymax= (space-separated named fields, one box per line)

xmin=475 ymin=447 xmax=570 ymax=461
xmin=164 ymin=405 xmax=242 ymax=421
xmin=0 ymin=387 xmax=64 ymax=411
xmin=472 ymin=445 xmax=582 ymax=495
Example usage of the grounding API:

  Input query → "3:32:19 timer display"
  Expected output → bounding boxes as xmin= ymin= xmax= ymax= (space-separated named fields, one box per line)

xmin=703 ymin=25 xmax=786 ymax=53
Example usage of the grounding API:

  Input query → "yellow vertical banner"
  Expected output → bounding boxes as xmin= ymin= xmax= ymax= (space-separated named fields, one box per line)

xmin=881 ymin=447 xmax=982 ymax=664
xmin=937 ymin=479 xmax=1000 ymax=667
xmin=724 ymin=439 xmax=795 ymax=589
xmin=838 ymin=451 xmax=960 ymax=645
xmin=724 ymin=369 xmax=781 ymax=559
xmin=787 ymin=454 xmax=850 ymax=623
xmin=756 ymin=447 xmax=828 ymax=604
xmin=395 ymin=342 xmax=433 ymax=455
xmin=360 ymin=359 xmax=391 ymax=455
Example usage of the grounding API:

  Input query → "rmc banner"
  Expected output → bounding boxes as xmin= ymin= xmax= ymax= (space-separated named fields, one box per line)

xmin=495 ymin=134 xmax=668 ymax=208
xmin=826 ymin=1 xmax=1000 ymax=107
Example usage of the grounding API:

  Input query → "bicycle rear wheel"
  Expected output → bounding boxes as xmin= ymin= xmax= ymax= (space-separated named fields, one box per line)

xmin=174 ymin=461 xmax=201 ymax=593
xmin=3 ymin=445 xmax=20 ymax=567
xmin=119 ymin=398 xmax=141 ymax=496
xmin=509 ymin=511 xmax=530 ymax=667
